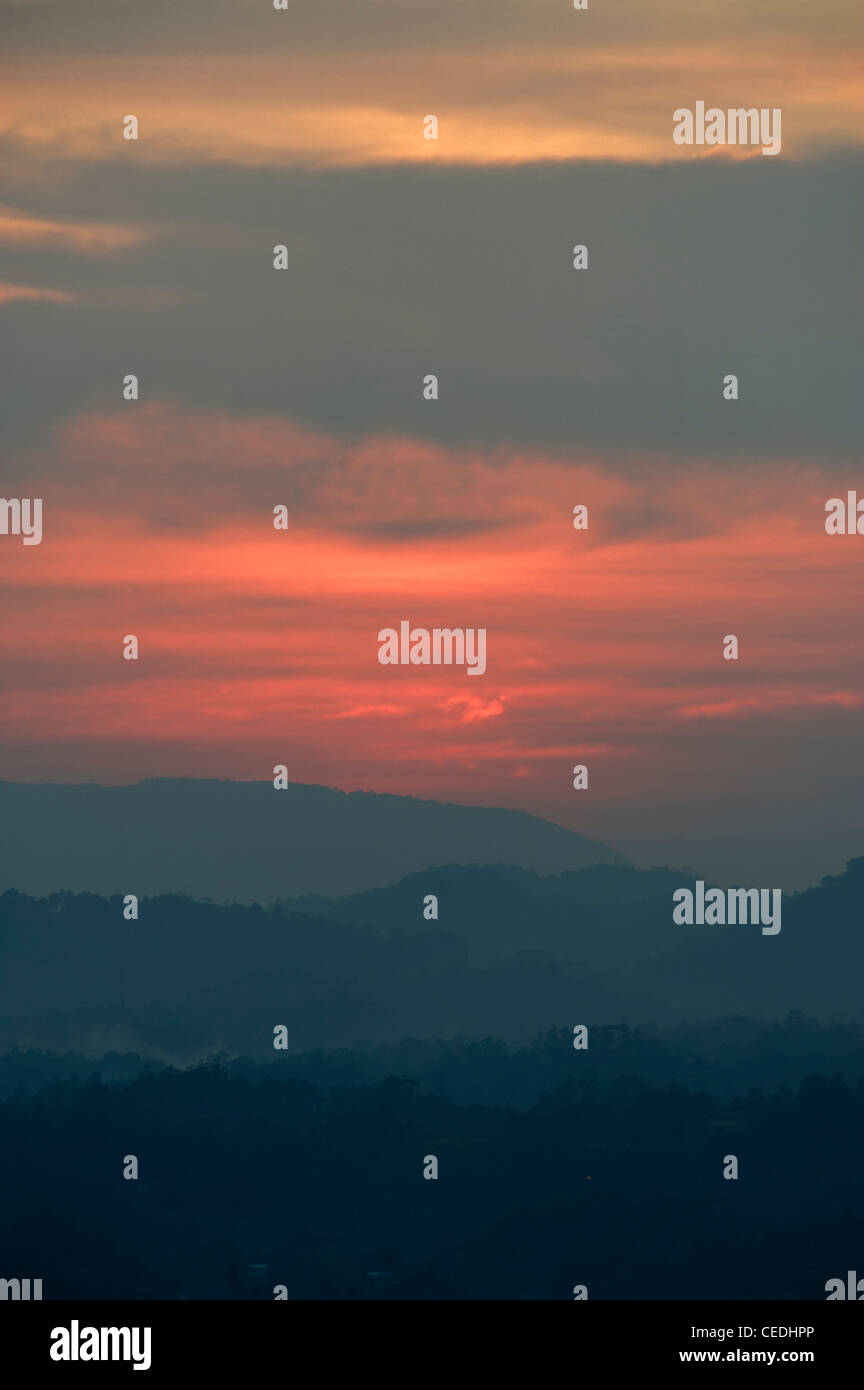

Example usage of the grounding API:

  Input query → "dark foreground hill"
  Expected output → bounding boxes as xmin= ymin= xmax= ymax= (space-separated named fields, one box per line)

xmin=0 ymin=778 xmax=624 ymax=901
xmin=0 ymin=1059 xmax=861 ymax=1299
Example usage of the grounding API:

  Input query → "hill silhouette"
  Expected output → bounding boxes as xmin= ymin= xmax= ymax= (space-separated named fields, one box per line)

xmin=0 ymin=778 xmax=624 ymax=901
xmin=1 ymin=1056 xmax=862 ymax=1299
xmin=1 ymin=859 xmax=863 ymax=1060
xmin=287 ymin=862 xmax=705 ymax=968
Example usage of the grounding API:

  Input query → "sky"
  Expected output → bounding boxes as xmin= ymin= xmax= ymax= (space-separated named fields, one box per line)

xmin=1 ymin=0 xmax=862 ymax=888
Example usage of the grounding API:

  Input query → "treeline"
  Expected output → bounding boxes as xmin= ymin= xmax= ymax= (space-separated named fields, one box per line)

xmin=1 ymin=1058 xmax=862 ymax=1299
xmin=2 ymin=858 xmax=864 ymax=1058
xmin=4 ymin=1014 xmax=864 ymax=1105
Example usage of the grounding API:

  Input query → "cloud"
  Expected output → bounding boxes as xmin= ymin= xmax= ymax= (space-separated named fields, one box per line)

xmin=2 ymin=46 xmax=862 ymax=168
xmin=323 ymin=703 xmax=409 ymax=721
xmin=4 ymin=410 xmax=861 ymax=752
xmin=2 ymin=1 xmax=863 ymax=167
xmin=10 ymin=399 xmax=831 ymax=549
xmin=0 ymin=281 xmax=77 ymax=305
xmin=441 ymin=695 xmax=508 ymax=724
xmin=810 ymin=692 xmax=863 ymax=709
xmin=0 ymin=154 xmax=861 ymax=458
xmin=677 ymin=699 xmax=771 ymax=720
xmin=0 ymin=206 xmax=156 ymax=254
xmin=1 ymin=0 xmax=862 ymax=887
xmin=678 ymin=691 xmax=864 ymax=719
xmin=2 ymin=422 xmax=861 ymax=888
xmin=3 ymin=1 xmax=860 ymax=64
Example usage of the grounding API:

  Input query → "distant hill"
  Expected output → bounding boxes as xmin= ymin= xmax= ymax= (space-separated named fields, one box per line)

xmin=1 ymin=859 xmax=863 ymax=1060
xmin=0 ymin=778 xmax=625 ymax=902
xmin=608 ymin=856 xmax=864 ymax=1022
xmin=287 ymin=862 xmax=700 ymax=969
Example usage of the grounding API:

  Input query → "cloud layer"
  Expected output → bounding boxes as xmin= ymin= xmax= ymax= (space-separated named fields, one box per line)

xmin=3 ymin=405 xmax=862 ymax=886
xmin=1 ymin=0 xmax=861 ymax=888
xmin=3 ymin=2 xmax=862 ymax=164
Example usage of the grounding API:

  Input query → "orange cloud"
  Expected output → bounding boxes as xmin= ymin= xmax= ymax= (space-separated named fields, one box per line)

xmin=441 ymin=695 xmax=508 ymax=725
xmin=0 ymin=281 xmax=78 ymax=305
xmin=2 ymin=32 xmax=863 ymax=168
xmin=2 ymin=407 xmax=861 ymax=817
xmin=0 ymin=206 xmax=156 ymax=254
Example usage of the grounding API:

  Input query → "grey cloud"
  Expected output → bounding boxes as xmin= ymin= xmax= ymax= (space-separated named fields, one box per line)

xmin=3 ymin=0 xmax=846 ymax=58
xmin=346 ymin=518 xmax=512 ymax=540
xmin=1 ymin=145 xmax=862 ymax=464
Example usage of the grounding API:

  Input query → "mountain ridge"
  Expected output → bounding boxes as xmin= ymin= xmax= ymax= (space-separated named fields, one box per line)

xmin=0 ymin=777 xmax=626 ymax=901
